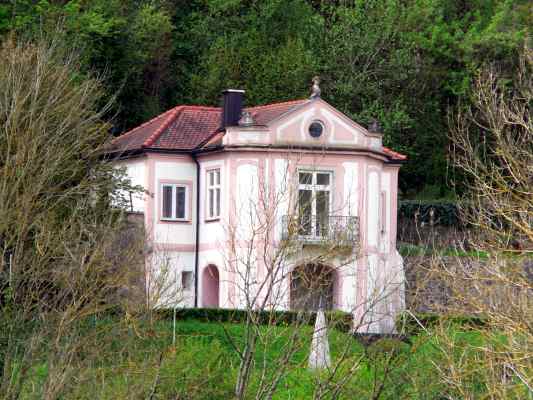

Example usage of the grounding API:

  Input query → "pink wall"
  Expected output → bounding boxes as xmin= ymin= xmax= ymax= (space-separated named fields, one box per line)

xmin=118 ymin=97 xmax=404 ymax=329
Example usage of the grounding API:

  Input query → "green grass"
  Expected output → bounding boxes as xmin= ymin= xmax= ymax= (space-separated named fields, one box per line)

xmin=15 ymin=319 xmax=530 ymax=399
xmin=399 ymin=242 xmax=497 ymax=259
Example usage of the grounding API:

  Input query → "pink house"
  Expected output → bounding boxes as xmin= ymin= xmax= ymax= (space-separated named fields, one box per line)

xmin=108 ymin=88 xmax=407 ymax=333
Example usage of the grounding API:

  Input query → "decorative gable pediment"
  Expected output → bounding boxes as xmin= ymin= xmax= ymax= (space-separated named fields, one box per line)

xmin=223 ymin=98 xmax=383 ymax=153
xmin=270 ymin=99 xmax=381 ymax=150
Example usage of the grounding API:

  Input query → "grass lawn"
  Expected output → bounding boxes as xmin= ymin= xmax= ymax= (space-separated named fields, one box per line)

xmin=64 ymin=320 xmax=366 ymax=399
xmin=18 ymin=318 xmax=530 ymax=399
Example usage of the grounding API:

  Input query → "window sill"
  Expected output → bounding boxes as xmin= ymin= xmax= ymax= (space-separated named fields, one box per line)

xmin=160 ymin=218 xmax=192 ymax=224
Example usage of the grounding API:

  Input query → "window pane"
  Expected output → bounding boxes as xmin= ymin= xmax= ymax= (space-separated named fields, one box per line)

xmin=215 ymin=170 xmax=220 ymax=185
xmin=316 ymin=173 xmax=330 ymax=185
xmin=176 ymin=186 xmax=186 ymax=218
xmin=298 ymin=189 xmax=312 ymax=235
xmin=162 ymin=186 xmax=173 ymax=218
xmin=216 ymin=188 xmax=221 ymax=216
xmin=316 ymin=190 xmax=329 ymax=216
xmin=299 ymin=172 xmax=312 ymax=185
xmin=209 ymin=189 xmax=214 ymax=217
xmin=316 ymin=190 xmax=330 ymax=237
xmin=209 ymin=171 xmax=214 ymax=186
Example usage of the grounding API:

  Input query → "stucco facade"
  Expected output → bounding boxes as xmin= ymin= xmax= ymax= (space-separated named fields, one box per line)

xmin=110 ymin=94 xmax=406 ymax=333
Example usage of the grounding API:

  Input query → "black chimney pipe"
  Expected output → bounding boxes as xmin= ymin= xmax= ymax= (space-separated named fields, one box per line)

xmin=222 ymin=89 xmax=245 ymax=128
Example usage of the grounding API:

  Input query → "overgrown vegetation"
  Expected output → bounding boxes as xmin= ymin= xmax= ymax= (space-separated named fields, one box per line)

xmin=0 ymin=3 xmax=531 ymax=399
xmin=9 ymin=317 xmax=529 ymax=399
xmin=1 ymin=0 xmax=530 ymax=195
xmin=403 ymin=49 xmax=532 ymax=398
xmin=0 ymin=33 xmax=145 ymax=398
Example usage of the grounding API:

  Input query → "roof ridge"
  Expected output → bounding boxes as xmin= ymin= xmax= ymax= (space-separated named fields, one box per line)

xmin=111 ymin=107 xmax=176 ymax=144
xmin=181 ymin=105 xmax=221 ymax=111
xmin=196 ymin=129 xmax=223 ymax=149
xmin=143 ymin=106 xmax=184 ymax=148
xmin=246 ymin=99 xmax=308 ymax=110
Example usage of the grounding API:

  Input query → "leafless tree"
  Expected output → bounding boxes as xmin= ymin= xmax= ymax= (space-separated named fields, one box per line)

xmin=0 ymin=33 xmax=149 ymax=398
xmin=214 ymin=153 xmax=404 ymax=399
xmin=404 ymin=47 xmax=533 ymax=399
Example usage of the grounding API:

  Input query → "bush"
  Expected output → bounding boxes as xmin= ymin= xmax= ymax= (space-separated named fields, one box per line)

xmin=154 ymin=308 xmax=353 ymax=332
xmin=396 ymin=312 xmax=488 ymax=336
xmin=399 ymin=200 xmax=460 ymax=227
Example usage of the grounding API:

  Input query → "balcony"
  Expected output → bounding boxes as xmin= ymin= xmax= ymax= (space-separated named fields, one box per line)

xmin=281 ymin=215 xmax=359 ymax=248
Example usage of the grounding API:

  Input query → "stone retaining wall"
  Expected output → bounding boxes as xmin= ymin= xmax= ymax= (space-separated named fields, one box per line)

xmin=404 ymin=255 xmax=533 ymax=314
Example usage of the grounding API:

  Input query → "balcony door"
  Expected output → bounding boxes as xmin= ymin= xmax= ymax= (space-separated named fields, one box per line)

xmin=298 ymin=171 xmax=332 ymax=238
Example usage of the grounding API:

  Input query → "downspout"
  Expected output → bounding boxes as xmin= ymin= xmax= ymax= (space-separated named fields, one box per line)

xmin=193 ymin=153 xmax=200 ymax=307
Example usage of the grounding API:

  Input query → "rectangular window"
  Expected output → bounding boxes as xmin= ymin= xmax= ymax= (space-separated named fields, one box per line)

xmin=181 ymin=271 xmax=193 ymax=290
xmin=297 ymin=170 xmax=332 ymax=238
xmin=161 ymin=184 xmax=188 ymax=220
xmin=206 ymin=169 xmax=221 ymax=220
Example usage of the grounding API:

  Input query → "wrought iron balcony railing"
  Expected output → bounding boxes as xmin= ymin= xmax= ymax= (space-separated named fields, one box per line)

xmin=281 ymin=215 xmax=359 ymax=247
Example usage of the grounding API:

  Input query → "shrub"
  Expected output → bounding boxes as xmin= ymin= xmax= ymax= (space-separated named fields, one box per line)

xmin=154 ymin=308 xmax=353 ymax=332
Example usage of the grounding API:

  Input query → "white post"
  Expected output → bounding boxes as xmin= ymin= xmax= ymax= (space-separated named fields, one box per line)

xmin=309 ymin=305 xmax=331 ymax=370
xmin=173 ymin=271 xmax=178 ymax=347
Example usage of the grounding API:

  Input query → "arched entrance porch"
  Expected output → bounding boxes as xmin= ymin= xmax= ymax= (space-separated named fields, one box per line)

xmin=290 ymin=263 xmax=337 ymax=311
xmin=202 ymin=264 xmax=219 ymax=308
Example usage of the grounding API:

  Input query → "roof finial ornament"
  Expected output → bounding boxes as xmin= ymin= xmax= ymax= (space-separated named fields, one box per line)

xmin=310 ymin=76 xmax=321 ymax=99
xmin=238 ymin=110 xmax=254 ymax=127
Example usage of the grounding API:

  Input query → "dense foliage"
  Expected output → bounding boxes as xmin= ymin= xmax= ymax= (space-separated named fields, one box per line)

xmin=0 ymin=0 xmax=530 ymax=195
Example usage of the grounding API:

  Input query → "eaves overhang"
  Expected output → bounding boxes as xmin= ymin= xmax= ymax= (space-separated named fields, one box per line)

xmin=104 ymin=144 xmax=405 ymax=165
xmin=210 ymin=144 xmax=402 ymax=163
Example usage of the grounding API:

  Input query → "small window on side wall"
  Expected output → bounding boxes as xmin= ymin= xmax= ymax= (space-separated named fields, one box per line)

xmin=182 ymin=271 xmax=193 ymax=290
xmin=161 ymin=184 xmax=188 ymax=220
xmin=206 ymin=169 xmax=221 ymax=220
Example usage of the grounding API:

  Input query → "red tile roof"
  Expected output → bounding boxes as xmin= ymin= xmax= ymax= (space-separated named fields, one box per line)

xmin=110 ymin=106 xmax=221 ymax=152
xmin=109 ymin=99 xmax=406 ymax=161
xmin=110 ymin=100 xmax=307 ymax=153
xmin=382 ymin=147 xmax=407 ymax=161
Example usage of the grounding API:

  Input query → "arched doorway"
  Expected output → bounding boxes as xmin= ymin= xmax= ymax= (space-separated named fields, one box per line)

xmin=290 ymin=264 xmax=335 ymax=311
xmin=202 ymin=264 xmax=220 ymax=308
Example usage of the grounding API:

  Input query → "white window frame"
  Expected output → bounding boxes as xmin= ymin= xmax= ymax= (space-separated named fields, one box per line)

xmin=161 ymin=183 xmax=189 ymax=221
xmin=206 ymin=168 xmax=221 ymax=220
xmin=297 ymin=170 xmax=333 ymax=238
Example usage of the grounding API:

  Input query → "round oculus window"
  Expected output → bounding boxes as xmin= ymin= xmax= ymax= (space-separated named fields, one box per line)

xmin=308 ymin=121 xmax=324 ymax=138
